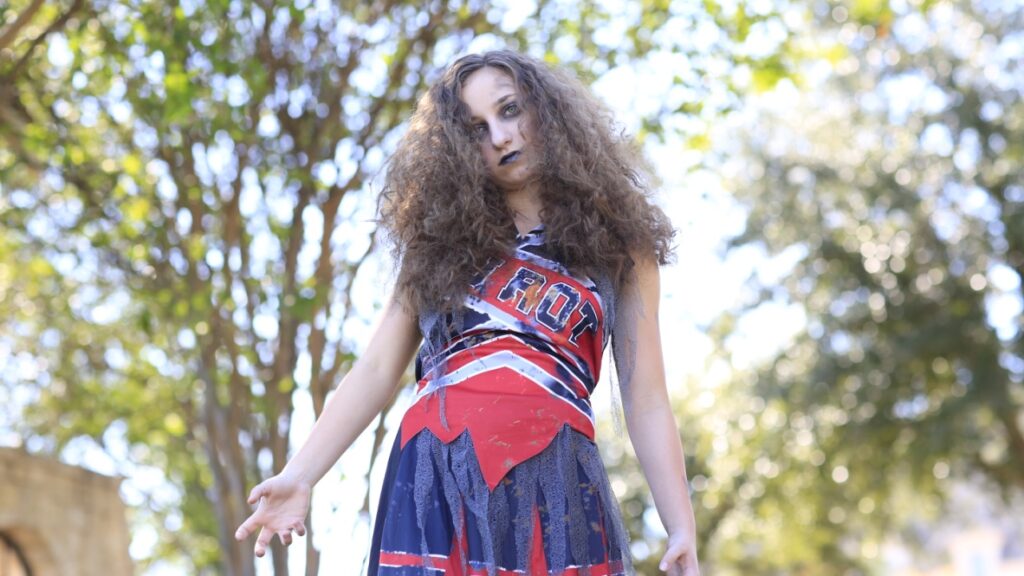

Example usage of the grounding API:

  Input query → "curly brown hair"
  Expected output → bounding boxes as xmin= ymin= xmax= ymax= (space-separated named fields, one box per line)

xmin=378 ymin=50 xmax=674 ymax=314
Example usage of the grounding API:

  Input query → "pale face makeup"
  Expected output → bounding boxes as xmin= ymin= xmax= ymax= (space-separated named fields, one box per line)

xmin=460 ymin=66 xmax=539 ymax=194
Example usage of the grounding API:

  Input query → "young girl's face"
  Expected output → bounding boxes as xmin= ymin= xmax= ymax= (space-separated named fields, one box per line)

xmin=460 ymin=66 xmax=539 ymax=193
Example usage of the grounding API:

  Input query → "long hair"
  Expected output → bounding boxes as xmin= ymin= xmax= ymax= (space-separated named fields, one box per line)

xmin=378 ymin=50 xmax=674 ymax=314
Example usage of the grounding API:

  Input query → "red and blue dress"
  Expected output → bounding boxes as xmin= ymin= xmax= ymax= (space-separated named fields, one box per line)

xmin=368 ymin=227 xmax=633 ymax=575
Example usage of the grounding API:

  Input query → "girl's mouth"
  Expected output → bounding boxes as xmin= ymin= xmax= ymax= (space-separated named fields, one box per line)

xmin=499 ymin=151 xmax=520 ymax=166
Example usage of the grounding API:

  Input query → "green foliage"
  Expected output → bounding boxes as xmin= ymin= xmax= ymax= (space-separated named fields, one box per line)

xmin=702 ymin=0 xmax=1024 ymax=571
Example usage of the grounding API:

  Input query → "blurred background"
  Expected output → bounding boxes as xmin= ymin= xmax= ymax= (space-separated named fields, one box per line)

xmin=1 ymin=0 xmax=1022 ymax=574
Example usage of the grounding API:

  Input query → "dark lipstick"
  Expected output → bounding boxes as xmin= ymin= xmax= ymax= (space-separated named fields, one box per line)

xmin=499 ymin=151 xmax=520 ymax=166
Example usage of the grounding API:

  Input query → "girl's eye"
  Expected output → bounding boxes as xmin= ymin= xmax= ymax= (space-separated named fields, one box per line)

xmin=472 ymin=123 xmax=488 ymax=138
xmin=503 ymin=102 xmax=520 ymax=117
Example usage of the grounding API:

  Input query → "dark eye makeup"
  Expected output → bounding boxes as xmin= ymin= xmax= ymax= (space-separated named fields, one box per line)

xmin=467 ymin=100 xmax=522 ymax=139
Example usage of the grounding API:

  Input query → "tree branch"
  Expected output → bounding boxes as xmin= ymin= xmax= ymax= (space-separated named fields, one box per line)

xmin=3 ymin=0 xmax=84 ymax=82
xmin=0 ymin=0 xmax=46 ymax=53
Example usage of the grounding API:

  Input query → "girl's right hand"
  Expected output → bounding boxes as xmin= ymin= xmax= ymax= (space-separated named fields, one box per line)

xmin=234 ymin=474 xmax=312 ymax=557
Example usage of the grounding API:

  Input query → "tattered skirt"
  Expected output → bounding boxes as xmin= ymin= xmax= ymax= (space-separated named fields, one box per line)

xmin=367 ymin=424 xmax=633 ymax=575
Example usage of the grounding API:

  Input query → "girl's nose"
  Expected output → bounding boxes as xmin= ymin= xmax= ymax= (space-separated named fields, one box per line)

xmin=490 ymin=123 xmax=513 ymax=148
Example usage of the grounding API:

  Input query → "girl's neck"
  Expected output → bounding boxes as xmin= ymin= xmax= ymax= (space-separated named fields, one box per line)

xmin=505 ymin=183 xmax=543 ymax=235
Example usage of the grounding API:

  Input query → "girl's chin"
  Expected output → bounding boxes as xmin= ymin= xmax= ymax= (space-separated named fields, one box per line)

xmin=494 ymin=169 xmax=538 ymax=190
xmin=496 ymin=175 xmax=529 ymax=190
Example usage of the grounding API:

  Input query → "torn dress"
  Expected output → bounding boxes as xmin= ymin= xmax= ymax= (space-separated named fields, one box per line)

xmin=368 ymin=227 xmax=634 ymax=576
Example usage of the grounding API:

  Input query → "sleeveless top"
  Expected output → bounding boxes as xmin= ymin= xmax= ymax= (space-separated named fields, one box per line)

xmin=399 ymin=226 xmax=610 ymax=490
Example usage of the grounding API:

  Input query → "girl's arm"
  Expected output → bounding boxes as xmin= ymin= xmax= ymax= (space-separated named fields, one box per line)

xmin=277 ymin=294 xmax=421 ymax=485
xmin=235 ymin=293 xmax=422 ymax=556
xmin=620 ymin=258 xmax=701 ymax=575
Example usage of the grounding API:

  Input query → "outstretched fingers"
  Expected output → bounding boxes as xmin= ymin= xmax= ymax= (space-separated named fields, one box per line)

xmin=660 ymin=545 xmax=700 ymax=576
xmin=254 ymin=526 xmax=274 ymax=557
xmin=241 ymin=521 xmax=306 ymax=556
xmin=235 ymin=511 xmax=262 ymax=542
xmin=236 ymin=478 xmax=309 ymax=556
xmin=663 ymin=560 xmax=696 ymax=576
xmin=278 ymin=522 xmax=306 ymax=545
xmin=247 ymin=482 xmax=268 ymax=505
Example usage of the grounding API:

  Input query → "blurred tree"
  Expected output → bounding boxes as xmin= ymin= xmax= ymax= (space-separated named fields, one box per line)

xmin=690 ymin=0 xmax=1024 ymax=572
xmin=0 ymin=0 xmax=799 ymax=574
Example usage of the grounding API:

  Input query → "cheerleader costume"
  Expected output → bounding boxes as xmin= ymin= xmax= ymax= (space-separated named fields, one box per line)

xmin=368 ymin=226 xmax=634 ymax=575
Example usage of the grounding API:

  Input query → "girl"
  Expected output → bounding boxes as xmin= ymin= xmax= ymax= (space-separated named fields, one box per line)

xmin=235 ymin=49 xmax=700 ymax=576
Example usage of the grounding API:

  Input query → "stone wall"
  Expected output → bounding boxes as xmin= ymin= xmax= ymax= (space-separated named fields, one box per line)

xmin=0 ymin=447 xmax=133 ymax=576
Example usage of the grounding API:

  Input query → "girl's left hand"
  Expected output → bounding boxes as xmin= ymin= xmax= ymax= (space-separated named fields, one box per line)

xmin=659 ymin=530 xmax=700 ymax=576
